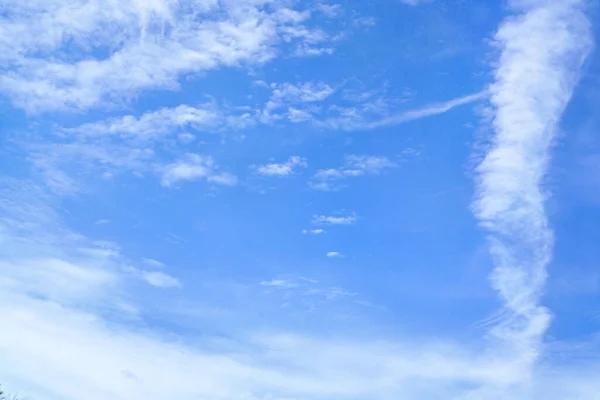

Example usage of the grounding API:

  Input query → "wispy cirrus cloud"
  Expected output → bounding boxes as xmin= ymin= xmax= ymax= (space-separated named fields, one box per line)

xmin=473 ymin=0 xmax=592 ymax=389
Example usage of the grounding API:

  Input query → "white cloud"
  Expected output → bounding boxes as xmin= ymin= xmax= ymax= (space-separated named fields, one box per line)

xmin=310 ymin=155 xmax=397 ymax=191
xmin=0 ymin=258 xmax=118 ymax=305
xmin=271 ymin=82 xmax=335 ymax=103
xmin=472 ymin=0 xmax=592 ymax=386
xmin=4 ymin=158 xmax=600 ymax=400
xmin=320 ymin=92 xmax=484 ymax=131
xmin=1 ymin=182 xmax=530 ymax=400
xmin=326 ymin=251 xmax=343 ymax=258
xmin=64 ymin=103 xmax=222 ymax=140
xmin=0 ymin=1 xmax=339 ymax=113
xmin=160 ymin=154 xmax=237 ymax=187
xmin=312 ymin=214 xmax=357 ymax=225
xmin=316 ymin=3 xmax=343 ymax=18
xmin=256 ymin=156 xmax=307 ymax=177
xmin=140 ymin=271 xmax=181 ymax=289
xmin=366 ymin=92 xmax=485 ymax=129
xmin=178 ymin=133 xmax=197 ymax=144
xmin=259 ymin=81 xmax=334 ymax=123
xmin=142 ymin=258 xmax=165 ymax=268
xmin=301 ymin=229 xmax=325 ymax=235
xmin=0 ymin=291 xmax=533 ymax=400
xmin=260 ymin=279 xmax=299 ymax=289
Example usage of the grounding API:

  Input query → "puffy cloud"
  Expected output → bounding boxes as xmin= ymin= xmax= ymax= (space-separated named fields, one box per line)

xmin=256 ymin=156 xmax=307 ymax=177
xmin=310 ymin=155 xmax=397 ymax=191
xmin=160 ymin=154 xmax=237 ymax=187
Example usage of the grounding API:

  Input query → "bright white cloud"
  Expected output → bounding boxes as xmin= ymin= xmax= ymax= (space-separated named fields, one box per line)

xmin=473 ymin=0 xmax=592 ymax=387
xmin=326 ymin=251 xmax=343 ymax=258
xmin=256 ymin=156 xmax=308 ymax=177
xmin=0 ymin=290 xmax=533 ymax=400
xmin=160 ymin=154 xmax=237 ymax=187
xmin=0 ymin=0 xmax=339 ymax=113
xmin=312 ymin=214 xmax=357 ymax=225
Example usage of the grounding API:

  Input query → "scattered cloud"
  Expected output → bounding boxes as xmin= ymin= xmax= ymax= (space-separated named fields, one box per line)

xmin=260 ymin=277 xmax=356 ymax=307
xmin=260 ymin=279 xmax=300 ymax=289
xmin=256 ymin=156 xmax=308 ymax=177
xmin=62 ymin=103 xmax=222 ymax=140
xmin=301 ymin=229 xmax=325 ymax=235
xmin=0 ymin=1 xmax=341 ymax=113
xmin=472 ymin=0 xmax=592 ymax=386
xmin=142 ymin=258 xmax=165 ymax=269
xmin=312 ymin=214 xmax=358 ymax=225
xmin=326 ymin=251 xmax=343 ymax=258
xmin=316 ymin=3 xmax=343 ymax=18
xmin=94 ymin=219 xmax=110 ymax=225
xmin=160 ymin=154 xmax=237 ymax=187
xmin=260 ymin=81 xmax=335 ymax=123
xmin=319 ymin=92 xmax=484 ymax=131
xmin=140 ymin=271 xmax=181 ymax=289
xmin=310 ymin=155 xmax=397 ymax=191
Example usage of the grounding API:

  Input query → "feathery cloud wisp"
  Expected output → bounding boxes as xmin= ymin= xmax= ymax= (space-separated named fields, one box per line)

xmin=366 ymin=92 xmax=486 ymax=130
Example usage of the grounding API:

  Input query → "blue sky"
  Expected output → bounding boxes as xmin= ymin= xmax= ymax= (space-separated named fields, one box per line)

xmin=0 ymin=0 xmax=599 ymax=399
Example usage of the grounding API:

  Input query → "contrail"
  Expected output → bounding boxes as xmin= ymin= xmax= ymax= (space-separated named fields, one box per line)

xmin=366 ymin=91 xmax=487 ymax=129
xmin=473 ymin=0 xmax=592 ymax=387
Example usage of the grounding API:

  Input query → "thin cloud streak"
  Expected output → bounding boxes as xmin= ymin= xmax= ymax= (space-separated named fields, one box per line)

xmin=364 ymin=91 xmax=486 ymax=130
xmin=473 ymin=0 xmax=592 ymax=388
